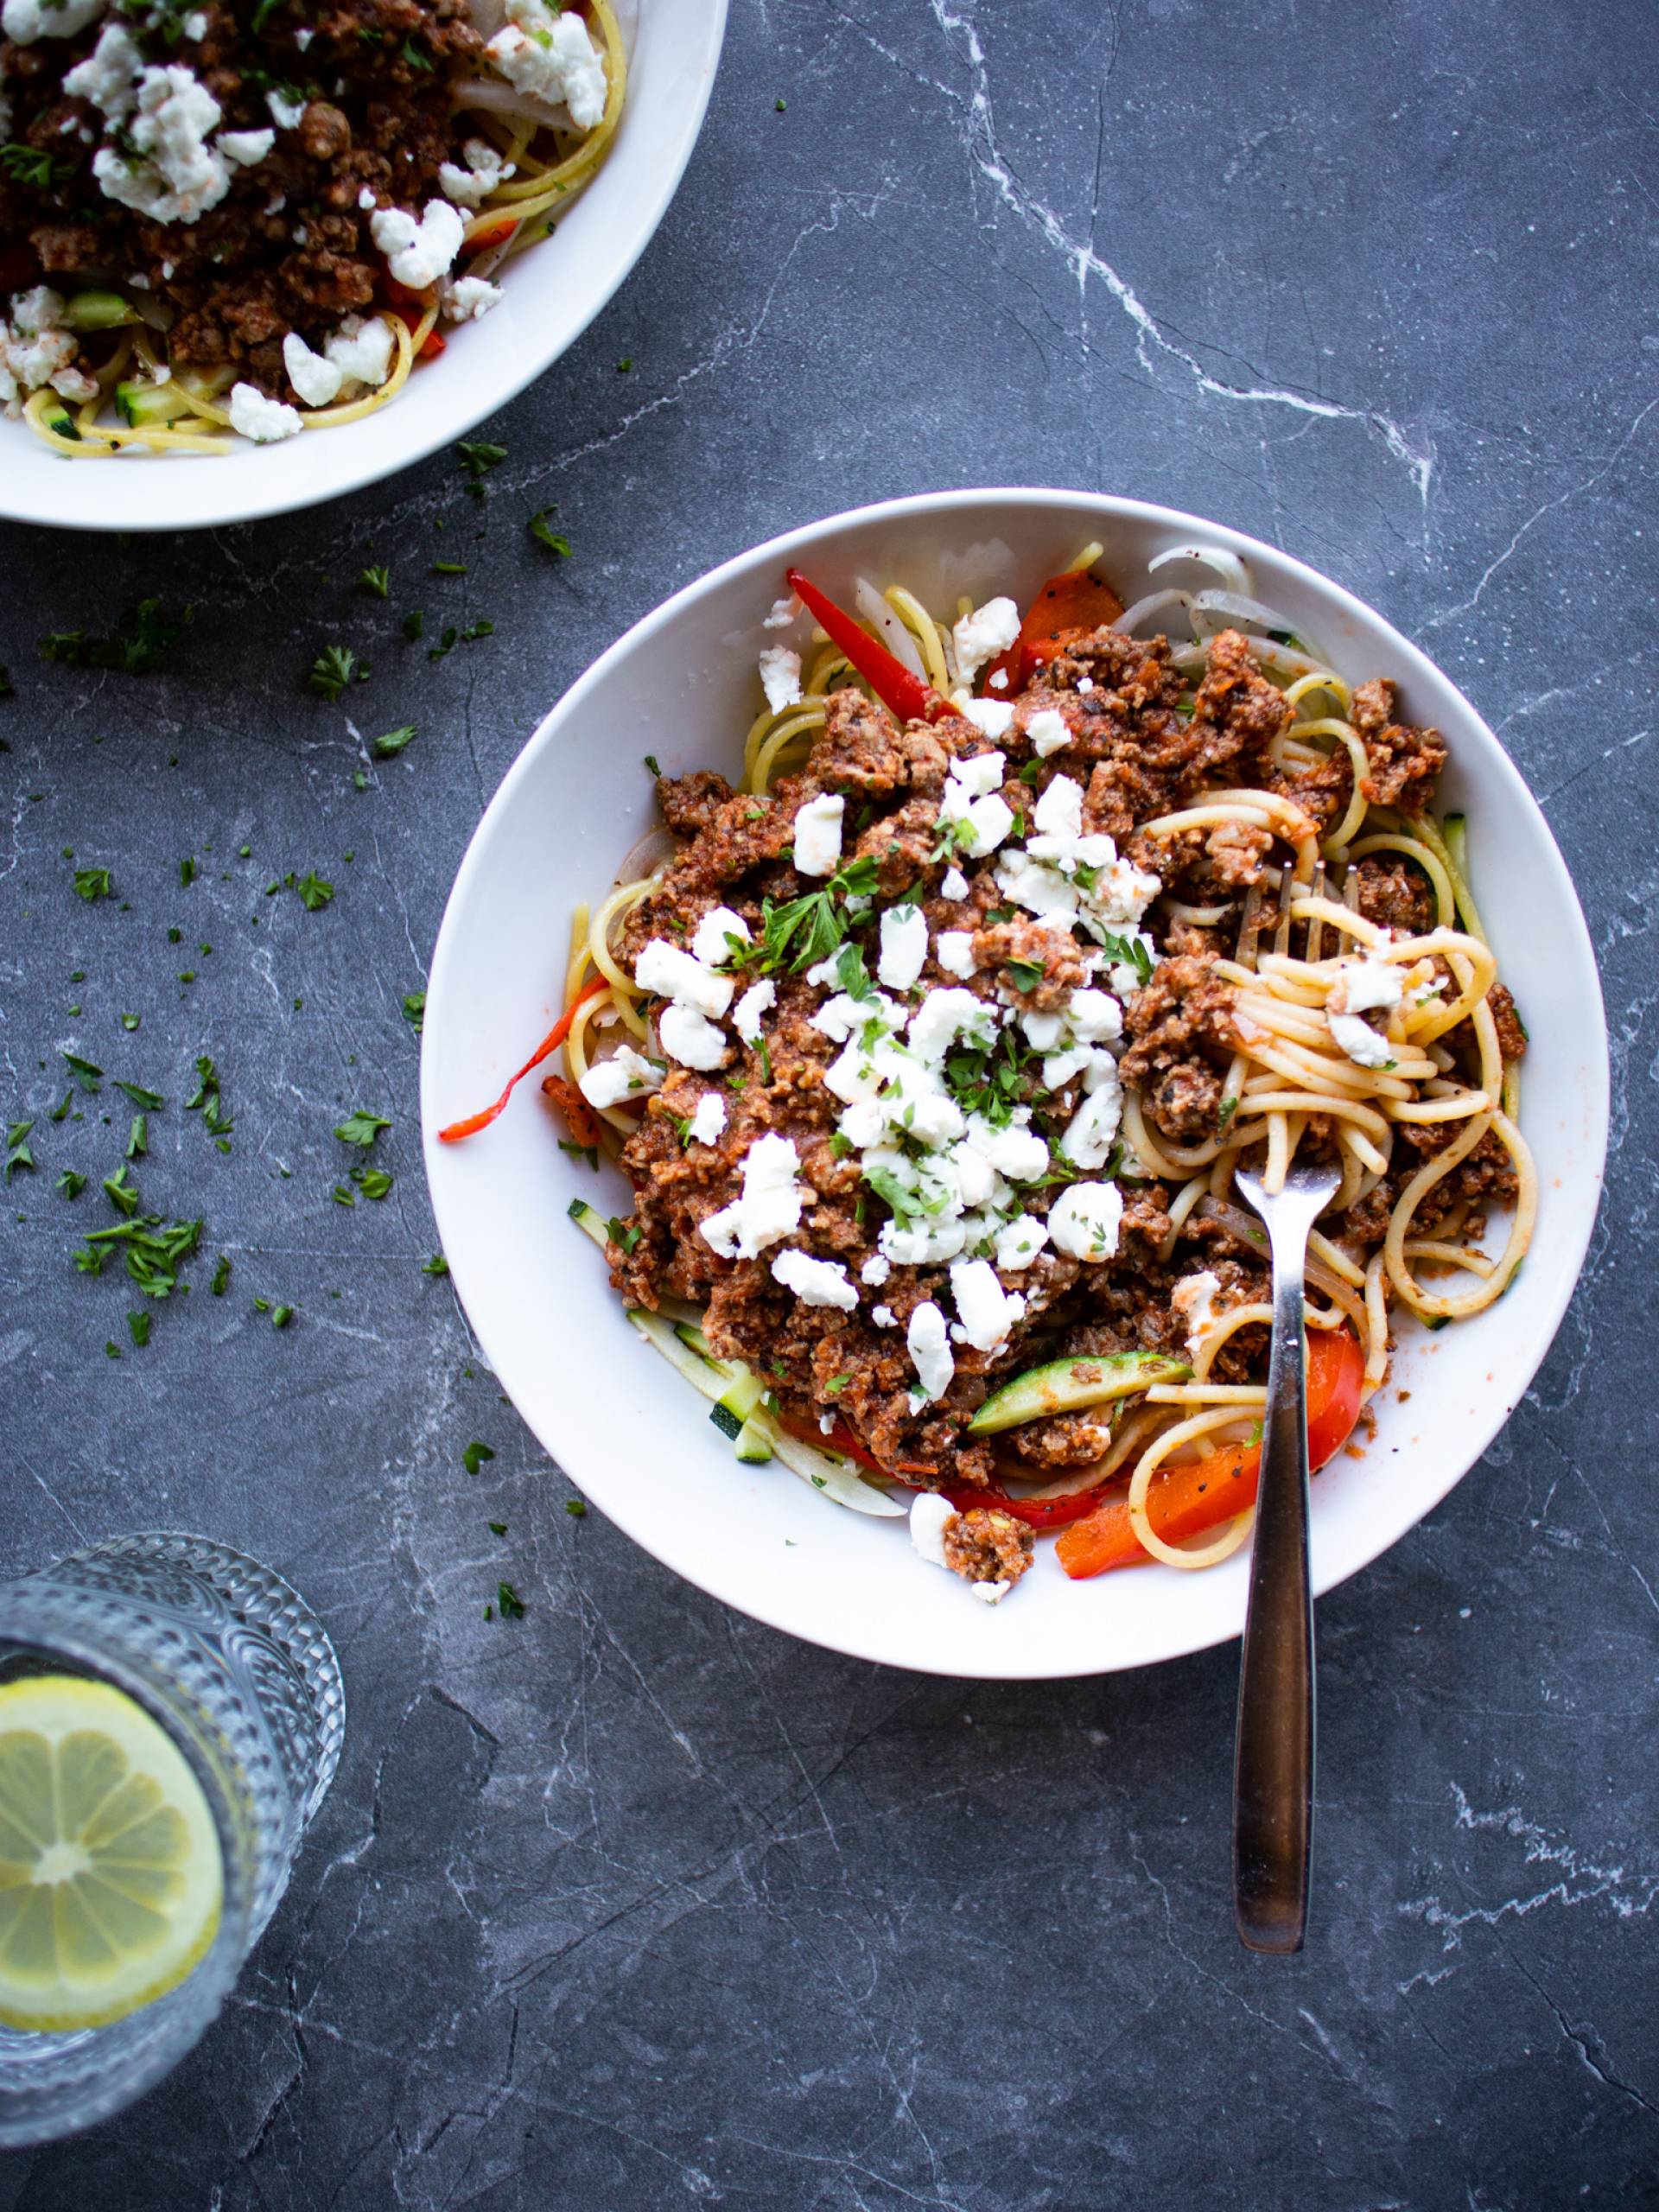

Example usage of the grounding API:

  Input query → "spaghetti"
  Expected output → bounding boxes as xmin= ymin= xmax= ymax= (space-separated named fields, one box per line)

xmin=454 ymin=545 xmax=1535 ymax=1604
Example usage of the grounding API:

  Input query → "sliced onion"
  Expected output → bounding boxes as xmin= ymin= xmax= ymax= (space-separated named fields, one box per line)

xmin=853 ymin=577 xmax=925 ymax=678
xmin=1147 ymin=544 xmax=1254 ymax=594
xmin=1195 ymin=1195 xmax=1354 ymax=1306
xmin=450 ymin=73 xmax=570 ymax=131
xmin=1113 ymin=588 xmax=1192 ymax=637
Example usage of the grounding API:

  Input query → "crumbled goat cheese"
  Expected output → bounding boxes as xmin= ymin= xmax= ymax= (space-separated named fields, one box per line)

xmin=1065 ymin=987 xmax=1123 ymax=1044
xmin=763 ymin=592 xmax=801 ymax=628
xmin=935 ymin=929 xmax=976 ymax=978
xmin=181 ymin=9 xmax=206 ymax=35
xmin=733 ymin=980 xmax=776 ymax=1044
xmin=1059 ymin=1062 xmax=1122 ymax=1169
xmin=227 ymin=380 xmax=302 ymax=442
xmin=266 ymin=88 xmax=306 ymax=130
xmin=62 ymin=23 xmax=143 ymax=118
xmin=441 ymin=276 xmax=504 ymax=323
xmin=690 ymin=906 xmax=751 ymax=967
xmin=485 ymin=0 xmax=607 ymax=129
xmin=1027 ymin=707 xmax=1072 ymax=757
xmin=281 ymin=329 xmax=343 ymax=408
xmin=92 ymin=65 xmax=234 ymax=224
xmin=324 ymin=313 xmax=394 ymax=388
xmin=634 ymin=938 xmax=734 ymax=1020
xmin=294 ymin=23 xmax=313 ymax=45
xmin=909 ymin=1491 xmax=957 ymax=1567
xmin=961 ymin=697 xmax=1015 ymax=740
xmin=771 ymin=1249 xmax=859 ymax=1310
xmin=994 ymin=1213 xmax=1049 ymax=1270
xmin=939 ymin=867 xmax=970 ymax=902
xmin=759 ymin=644 xmax=802 ymax=713
xmin=2 ymin=0 xmax=104 ymax=41
xmin=791 ymin=792 xmax=843 ymax=877
xmin=948 ymin=1257 xmax=1025 ymax=1352
xmin=0 ymin=287 xmax=90 ymax=412
xmin=658 ymin=1004 xmax=729 ymax=1071
xmin=964 ymin=1112 xmax=1050 ymax=1182
xmin=906 ymin=1300 xmax=955 ymax=1404
xmin=577 ymin=1046 xmax=662 ymax=1109
xmin=878 ymin=903 xmax=928 ymax=989
xmin=219 ymin=127 xmax=274 ymax=166
xmin=686 ymin=1093 xmax=727 ymax=1147
xmin=908 ymin=987 xmax=998 ymax=1064
xmin=699 ymin=1133 xmax=804 ymax=1259
xmin=1047 ymin=1180 xmax=1125 ymax=1261
xmin=859 ymin=1252 xmax=891 ymax=1286
xmin=1325 ymin=953 xmax=1404 ymax=1067
xmin=371 ymin=200 xmax=464 ymax=289
xmin=951 ymin=596 xmax=1020 ymax=683
xmin=969 ymin=1580 xmax=1012 ymax=1606
xmin=1171 ymin=1270 xmax=1223 ymax=1352
xmin=872 ymin=1303 xmax=898 ymax=1328
xmin=357 ymin=183 xmax=376 ymax=209
xmin=437 ymin=137 xmax=515 ymax=207
xmin=938 ymin=750 xmax=1014 ymax=859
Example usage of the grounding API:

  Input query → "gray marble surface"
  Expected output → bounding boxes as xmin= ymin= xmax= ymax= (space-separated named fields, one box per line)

xmin=1 ymin=0 xmax=1655 ymax=2203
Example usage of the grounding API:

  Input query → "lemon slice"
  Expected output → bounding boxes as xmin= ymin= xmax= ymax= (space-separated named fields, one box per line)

xmin=0 ymin=1674 xmax=223 ymax=2031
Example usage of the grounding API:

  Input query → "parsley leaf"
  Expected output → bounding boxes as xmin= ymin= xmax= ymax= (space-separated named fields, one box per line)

xmin=422 ymin=1252 xmax=448 ymax=1276
xmin=334 ymin=1109 xmax=391 ymax=1147
xmin=359 ymin=565 xmax=391 ymax=598
xmin=73 ymin=867 xmax=112 ymax=901
xmin=186 ymin=1056 xmax=232 ymax=1136
xmin=529 ymin=507 xmax=570 ymax=556
xmin=62 ymin=1052 xmax=103 ymax=1094
xmin=1003 ymin=957 xmax=1046 ymax=993
xmin=296 ymin=872 xmax=334 ymax=911
xmin=1096 ymin=929 xmax=1154 ymax=987
xmin=57 ymin=1169 xmax=86 ymax=1198
xmin=606 ymin=1214 xmax=642 ymax=1255
xmin=1 ymin=143 xmax=70 ymax=191
xmin=308 ymin=645 xmax=360 ymax=700
xmin=114 ymin=1080 xmax=163 ymax=1110
xmin=372 ymin=723 xmax=417 ymax=759
xmin=463 ymin=1440 xmax=495 ymax=1476
xmin=127 ymin=1308 xmax=150 ymax=1348
xmin=4 ymin=1121 xmax=34 ymax=1183
xmin=456 ymin=441 xmax=506 ymax=478
xmin=495 ymin=1580 xmax=524 ymax=1618
xmin=402 ymin=991 xmax=426 ymax=1031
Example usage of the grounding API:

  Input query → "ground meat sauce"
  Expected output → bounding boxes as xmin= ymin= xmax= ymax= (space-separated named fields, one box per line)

xmin=0 ymin=0 xmax=480 ymax=400
xmin=595 ymin=625 xmax=1521 ymax=1561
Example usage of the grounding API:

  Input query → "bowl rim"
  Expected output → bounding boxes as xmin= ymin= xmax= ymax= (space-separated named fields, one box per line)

xmin=0 ymin=0 xmax=729 ymax=535
xmin=423 ymin=486 xmax=1611 ymax=1679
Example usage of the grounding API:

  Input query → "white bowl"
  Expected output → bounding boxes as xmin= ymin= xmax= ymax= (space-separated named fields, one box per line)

xmin=0 ymin=0 xmax=727 ymax=534
xmin=422 ymin=490 xmax=1608 ymax=1681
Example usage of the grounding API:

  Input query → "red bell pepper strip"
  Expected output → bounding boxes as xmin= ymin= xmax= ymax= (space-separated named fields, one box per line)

xmin=1055 ymin=1326 xmax=1366 ymax=1579
xmin=465 ymin=214 xmax=521 ymax=257
xmin=984 ymin=566 xmax=1124 ymax=696
xmin=785 ymin=568 xmax=951 ymax=725
xmin=783 ymin=1414 xmax=1118 ymax=1524
xmin=437 ymin=976 xmax=607 ymax=1143
xmin=541 ymin=1071 xmax=604 ymax=1151
xmin=777 ymin=1413 xmax=938 ymax=1481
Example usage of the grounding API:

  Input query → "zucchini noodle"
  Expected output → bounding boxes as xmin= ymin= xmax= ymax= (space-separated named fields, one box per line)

xmin=16 ymin=0 xmax=625 ymax=461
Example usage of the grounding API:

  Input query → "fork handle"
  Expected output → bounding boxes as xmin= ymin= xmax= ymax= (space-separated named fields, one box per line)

xmin=1232 ymin=1213 xmax=1316 ymax=1953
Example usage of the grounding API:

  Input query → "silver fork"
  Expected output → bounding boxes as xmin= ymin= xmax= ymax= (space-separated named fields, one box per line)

xmin=1230 ymin=1161 xmax=1341 ymax=1955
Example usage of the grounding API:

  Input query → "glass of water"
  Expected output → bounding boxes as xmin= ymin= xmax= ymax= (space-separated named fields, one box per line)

xmin=0 ymin=1531 xmax=344 ymax=2146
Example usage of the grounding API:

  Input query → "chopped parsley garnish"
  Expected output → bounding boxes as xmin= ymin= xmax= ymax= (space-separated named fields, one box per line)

xmin=432 ymin=561 xmax=467 ymax=575
xmin=565 ymin=1499 xmax=587 ymax=1517
xmin=125 ymin=1114 xmax=147 ymax=1160
xmin=1096 ymin=929 xmax=1154 ymax=987
xmin=1003 ymin=957 xmax=1046 ymax=993
xmin=62 ymin=1052 xmax=102 ymax=1094
xmin=4 ymin=1122 xmax=34 ymax=1183
xmin=308 ymin=645 xmax=361 ymax=700
xmin=829 ymin=1131 xmax=853 ymax=1159
xmin=459 ymin=619 xmax=493 ymax=643
xmin=32 ymin=613 xmax=178 ymax=694
xmin=944 ymin=1025 xmax=1036 ymax=1129
xmin=127 ymin=1309 xmax=150 ymax=1348
xmin=606 ymin=1215 xmax=642 ymax=1254
xmin=824 ymin=1375 xmax=850 ymax=1395
xmin=296 ymin=872 xmax=334 ymax=911
xmin=1216 ymin=1096 xmax=1238 ymax=1134
xmin=73 ymin=867 xmax=112 ymax=901
xmin=270 ymin=1303 xmax=294 ymax=1329
xmin=359 ymin=565 xmax=391 ymax=598
xmin=643 ymin=753 xmax=661 ymax=777
xmin=529 ymin=507 xmax=570 ymax=556
xmin=372 ymin=723 xmax=417 ymax=759
xmin=210 ymin=1255 xmax=231 ymax=1295
xmin=422 ymin=1253 xmax=449 ymax=1276
xmin=57 ymin=1169 xmax=86 ymax=1199
xmin=114 ymin=1080 xmax=163 ymax=1110
xmin=402 ymin=991 xmax=426 ymax=1031
xmin=456 ymin=441 xmax=505 ymax=478
xmin=185 ymin=1056 xmax=232 ymax=1137
xmin=179 ymin=856 xmax=197 ymax=888
xmin=463 ymin=1440 xmax=495 ymax=1476
xmin=743 ymin=855 xmax=880 ymax=975
xmin=495 ymin=1580 xmax=525 ymax=1618
xmin=102 ymin=1166 xmax=139 ymax=1217
xmin=79 ymin=1214 xmax=201 ymax=1298
xmin=355 ymin=1167 xmax=394 ymax=1201
xmin=334 ymin=1109 xmax=391 ymax=1147
xmin=1 ymin=143 xmax=70 ymax=190
xmin=559 ymin=1139 xmax=600 ymax=1170
xmin=403 ymin=609 xmax=425 ymax=642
